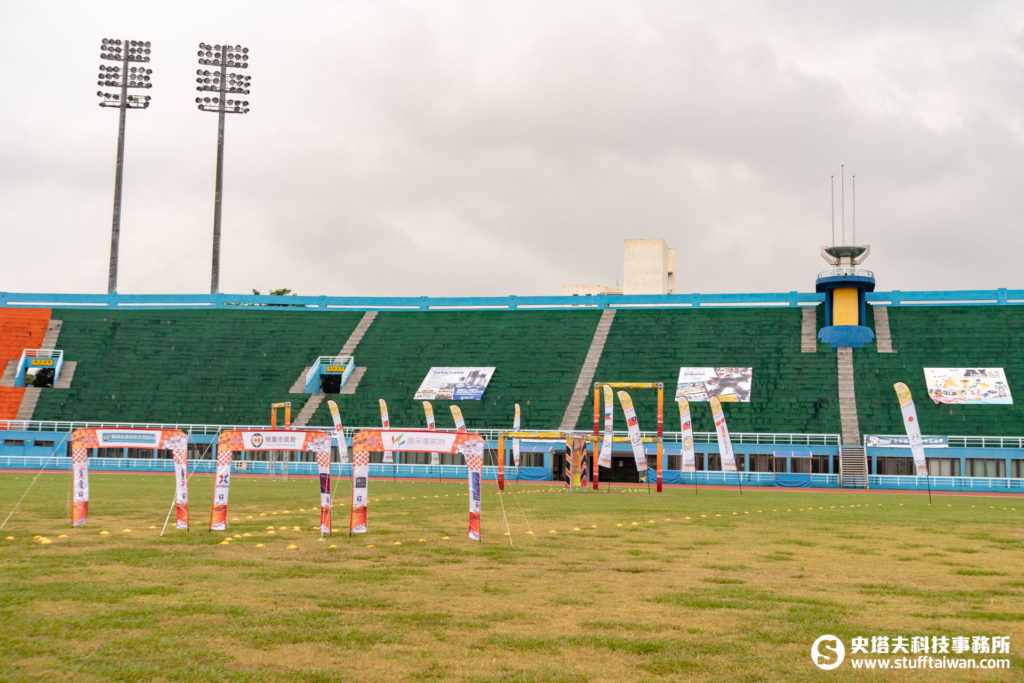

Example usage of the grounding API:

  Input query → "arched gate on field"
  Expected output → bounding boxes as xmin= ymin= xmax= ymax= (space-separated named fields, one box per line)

xmin=210 ymin=429 xmax=332 ymax=533
xmin=71 ymin=428 xmax=189 ymax=528
xmin=351 ymin=429 xmax=484 ymax=540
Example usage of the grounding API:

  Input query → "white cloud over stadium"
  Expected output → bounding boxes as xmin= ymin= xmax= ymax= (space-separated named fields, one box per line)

xmin=1 ymin=1 xmax=1022 ymax=296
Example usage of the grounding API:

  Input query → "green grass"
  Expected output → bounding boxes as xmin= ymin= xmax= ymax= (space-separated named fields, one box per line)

xmin=1 ymin=474 xmax=1022 ymax=680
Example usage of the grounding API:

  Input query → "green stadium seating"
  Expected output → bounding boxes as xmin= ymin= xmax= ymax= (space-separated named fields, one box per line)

xmin=575 ymin=308 xmax=842 ymax=435
xmin=32 ymin=309 xmax=364 ymax=425
xmin=854 ymin=306 xmax=1024 ymax=437
xmin=37 ymin=303 xmax=1023 ymax=439
xmin=573 ymin=309 xmax=843 ymax=436
xmin=306 ymin=310 xmax=601 ymax=430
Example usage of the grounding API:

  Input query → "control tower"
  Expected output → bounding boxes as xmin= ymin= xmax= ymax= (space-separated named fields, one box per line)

xmin=815 ymin=244 xmax=875 ymax=348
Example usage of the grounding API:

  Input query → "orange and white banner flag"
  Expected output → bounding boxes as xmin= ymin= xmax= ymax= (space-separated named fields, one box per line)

xmin=306 ymin=432 xmax=333 ymax=535
xmin=450 ymin=405 xmax=467 ymax=432
xmin=894 ymin=382 xmax=929 ymax=476
xmin=616 ymin=390 xmax=648 ymax=476
xmin=678 ymin=398 xmax=696 ymax=473
xmin=710 ymin=396 xmax=738 ymax=472
xmin=173 ymin=461 xmax=189 ymax=529
xmin=423 ymin=401 xmax=440 ymax=466
xmin=71 ymin=443 xmax=89 ymax=527
xmin=379 ymin=399 xmax=393 ymax=464
xmin=462 ymin=438 xmax=483 ymax=541
xmin=327 ymin=400 xmax=348 ymax=464
xmin=210 ymin=446 xmax=232 ymax=531
xmin=598 ymin=384 xmax=614 ymax=468
xmin=512 ymin=403 xmax=521 ymax=467
xmin=351 ymin=448 xmax=369 ymax=534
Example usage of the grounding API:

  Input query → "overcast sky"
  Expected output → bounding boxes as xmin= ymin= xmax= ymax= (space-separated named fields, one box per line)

xmin=1 ymin=1 xmax=1022 ymax=297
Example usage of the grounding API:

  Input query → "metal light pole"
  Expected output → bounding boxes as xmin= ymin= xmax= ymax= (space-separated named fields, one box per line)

xmin=97 ymin=38 xmax=152 ymax=294
xmin=196 ymin=43 xmax=251 ymax=294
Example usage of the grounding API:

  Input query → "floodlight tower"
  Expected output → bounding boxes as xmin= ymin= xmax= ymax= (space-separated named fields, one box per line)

xmin=195 ymin=42 xmax=251 ymax=294
xmin=97 ymin=38 xmax=152 ymax=294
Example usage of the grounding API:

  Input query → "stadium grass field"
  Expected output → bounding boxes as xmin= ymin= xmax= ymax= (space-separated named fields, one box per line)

xmin=1 ymin=474 xmax=1022 ymax=681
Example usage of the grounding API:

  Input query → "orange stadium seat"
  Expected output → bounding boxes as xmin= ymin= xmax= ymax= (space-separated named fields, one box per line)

xmin=0 ymin=308 xmax=51 ymax=419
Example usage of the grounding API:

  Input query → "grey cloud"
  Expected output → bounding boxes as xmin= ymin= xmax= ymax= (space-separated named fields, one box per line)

xmin=1 ymin=1 xmax=1023 ymax=296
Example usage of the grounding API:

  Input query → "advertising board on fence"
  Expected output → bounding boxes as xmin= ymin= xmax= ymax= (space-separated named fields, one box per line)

xmin=675 ymin=367 xmax=752 ymax=402
xmin=414 ymin=367 xmax=496 ymax=400
xmin=865 ymin=435 xmax=948 ymax=448
xmin=923 ymin=368 xmax=1012 ymax=405
xmin=240 ymin=431 xmax=307 ymax=451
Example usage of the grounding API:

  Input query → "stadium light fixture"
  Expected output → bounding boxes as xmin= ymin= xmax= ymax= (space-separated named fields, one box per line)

xmin=195 ymin=42 xmax=251 ymax=294
xmin=97 ymin=38 xmax=152 ymax=294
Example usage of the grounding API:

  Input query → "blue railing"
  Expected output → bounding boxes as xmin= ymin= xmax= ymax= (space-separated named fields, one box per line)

xmin=866 ymin=288 xmax=1024 ymax=306
xmin=0 ymin=290 xmax=822 ymax=311
xmin=3 ymin=289 xmax=1024 ymax=311
xmin=653 ymin=470 xmax=1024 ymax=492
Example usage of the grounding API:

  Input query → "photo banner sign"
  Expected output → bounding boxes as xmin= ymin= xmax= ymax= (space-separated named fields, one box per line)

xmin=675 ymin=367 xmax=752 ymax=402
xmin=923 ymin=368 xmax=1013 ymax=405
xmin=564 ymin=438 xmax=588 ymax=490
xmin=414 ymin=367 xmax=496 ymax=400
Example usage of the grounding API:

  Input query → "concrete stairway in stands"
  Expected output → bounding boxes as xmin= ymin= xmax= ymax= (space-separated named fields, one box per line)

xmin=53 ymin=362 xmax=76 ymax=389
xmin=801 ymin=306 xmax=817 ymax=353
xmin=0 ymin=361 xmax=16 ymax=387
xmin=837 ymin=347 xmax=861 ymax=446
xmin=339 ymin=311 xmax=377 ymax=355
xmin=559 ymin=309 xmax=616 ymax=431
xmin=293 ymin=311 xmax=378 ymax=427
xmin=837 ymin=337 xmax=870 ymax=489
xmin=839 ymin=445 xmax=870 ymax=488
xmin=293 ymin=393 xmax=326 ymax=427
xmin=41 ymin=319 xmax=62 ymax=349
xmin=872 ymin=305 xmax=894 ymax=353
xmin=16 ymin=388 xmax=41 ymax=421
xmin=289 ymin=368 xmax=312 ymax=394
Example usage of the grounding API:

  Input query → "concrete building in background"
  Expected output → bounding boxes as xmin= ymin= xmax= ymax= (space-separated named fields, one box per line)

xmin=623 ymin=239 xmax=675 ymax=294
xmin=562 ymin=239 xmax=676 ymax=296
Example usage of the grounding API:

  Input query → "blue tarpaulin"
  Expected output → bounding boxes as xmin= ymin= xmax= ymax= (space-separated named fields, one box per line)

xmin=774 ymin=472 xmax=812 ymax=487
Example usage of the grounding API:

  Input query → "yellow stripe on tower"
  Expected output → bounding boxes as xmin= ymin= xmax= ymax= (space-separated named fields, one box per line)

xmin=833 ymin=287 xmax=859 ymax=325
